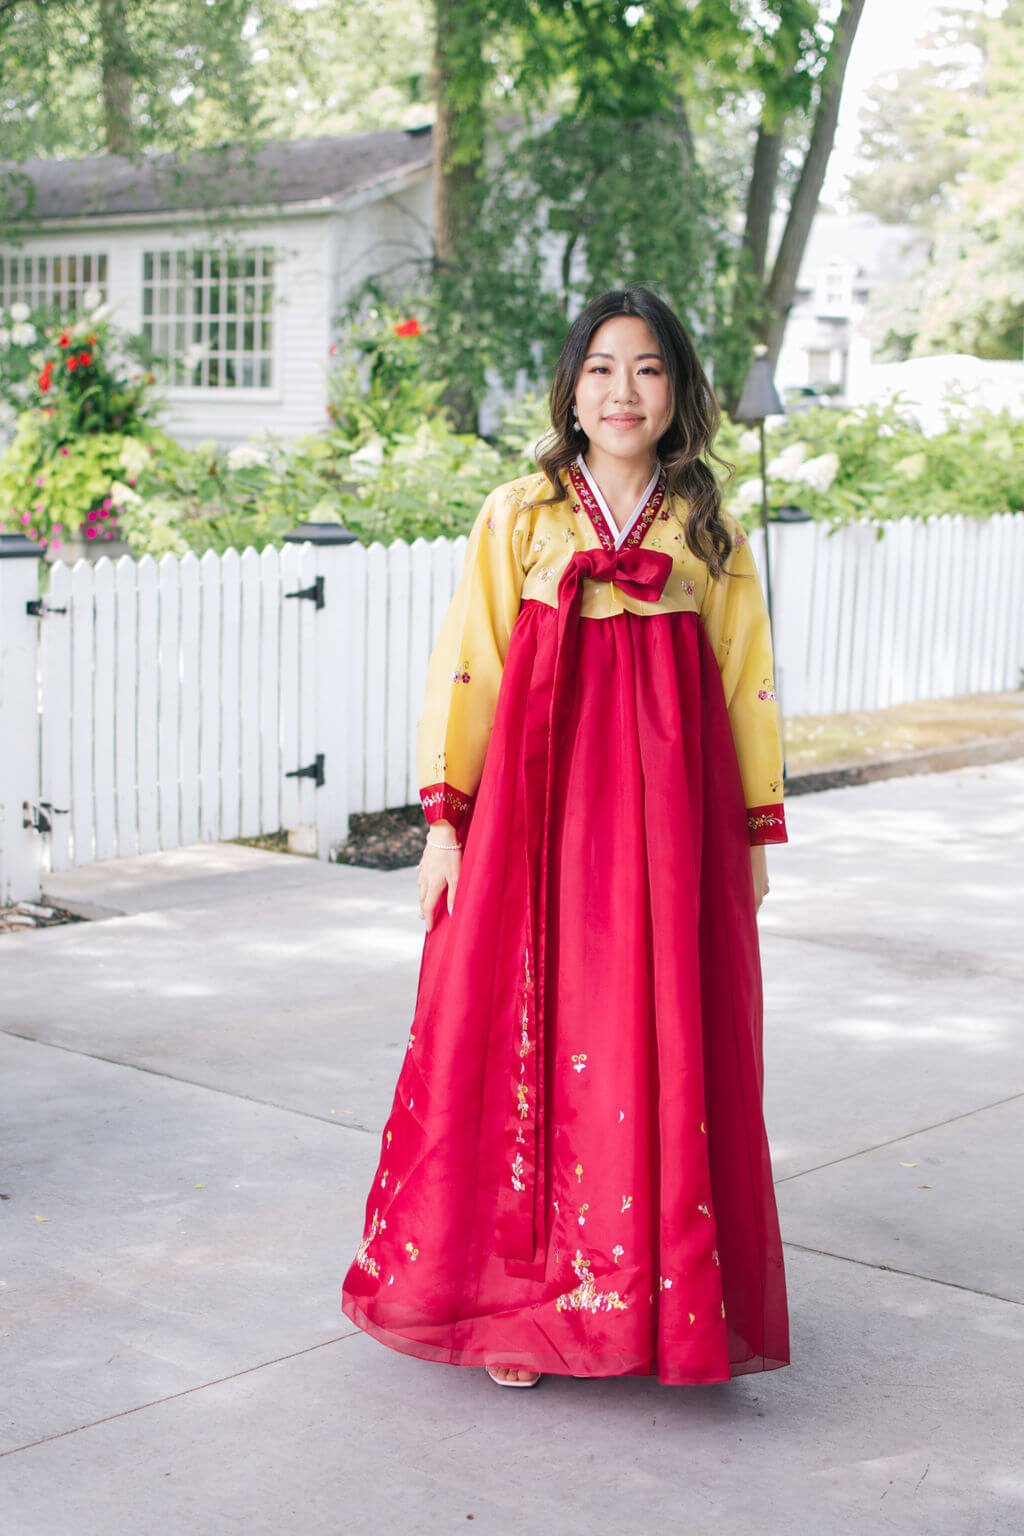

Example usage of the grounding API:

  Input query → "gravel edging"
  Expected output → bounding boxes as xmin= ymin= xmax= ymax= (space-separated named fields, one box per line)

xmin=785 ymin=730 xmax=1024 ymax=796
xmin=335 ymin=731 xmax=1024 ymax=870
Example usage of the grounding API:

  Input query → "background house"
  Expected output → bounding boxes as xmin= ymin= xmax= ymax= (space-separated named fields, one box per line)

xmin=2 ymin=136 xmax=942 ymax=443
xmin=773 ymin=210 xmax=926 ymax=401
xmin=0 ymin=130 xmax=434 ymax=446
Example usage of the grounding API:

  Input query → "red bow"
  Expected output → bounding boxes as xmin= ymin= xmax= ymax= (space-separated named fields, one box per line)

xmin=494 ymin=546 xmax=673 ymax=1267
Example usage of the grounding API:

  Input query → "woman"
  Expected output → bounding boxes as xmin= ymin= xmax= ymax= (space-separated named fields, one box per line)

xmin=340 ymin=286 xmax=790 ymax=1389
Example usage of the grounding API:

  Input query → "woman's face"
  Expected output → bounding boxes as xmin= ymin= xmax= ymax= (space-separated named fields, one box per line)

xmin=573 ymin=315 xmax=674 ymax=463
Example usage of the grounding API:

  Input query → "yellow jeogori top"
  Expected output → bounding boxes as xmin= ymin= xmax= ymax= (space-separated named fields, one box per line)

xmin=416 ymin=465 xmax=787 ymax=845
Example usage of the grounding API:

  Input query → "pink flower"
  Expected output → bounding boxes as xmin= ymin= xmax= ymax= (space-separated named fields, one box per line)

xmin=36 ymin=476 xmax=45 ymax=487
xmin=52 ymin=538 xmax=62 ymax=550
xmin=102 ymin=497 xmax=113 ymax=510
xmin=104 ymin=529 xmax=114 ymax=539
xmin=85 ymin=527 xmax=97 ymax=539
xmin=20 ymin=511 xmax=30 ymax=525
xmin=60 ymin=446 xmax=70 ymax=456
xmin=52 ymin=522 xmax=63 ymax=535
xmin=99 ymin=508 xmax=109 ymax=519
xmin=87 ymin=508 xmax=99 ymax=521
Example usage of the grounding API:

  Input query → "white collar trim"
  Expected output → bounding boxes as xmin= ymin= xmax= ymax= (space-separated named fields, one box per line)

xmin=574 ymin=453 xmax=662 ymax=549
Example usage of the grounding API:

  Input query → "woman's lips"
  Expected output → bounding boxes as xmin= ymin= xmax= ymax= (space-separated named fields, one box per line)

xmin=603 ymin=415 xmax=644 ymax=428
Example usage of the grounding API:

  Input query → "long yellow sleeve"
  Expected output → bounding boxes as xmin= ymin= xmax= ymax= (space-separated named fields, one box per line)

xmin=699 ymin=515 xmax=787 ymax=845
xmin=416 ymin=482 xmax=529 ymax=835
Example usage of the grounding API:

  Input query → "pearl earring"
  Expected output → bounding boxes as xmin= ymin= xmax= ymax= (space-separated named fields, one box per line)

xmin=571 ymin=405 xmax=583 ymax=433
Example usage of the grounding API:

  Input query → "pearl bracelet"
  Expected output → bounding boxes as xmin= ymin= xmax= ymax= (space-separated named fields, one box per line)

xmin=425 ymin=837 xmax=461 ymax=852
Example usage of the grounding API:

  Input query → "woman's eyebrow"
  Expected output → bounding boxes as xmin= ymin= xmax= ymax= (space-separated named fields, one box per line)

xmin=584 ymin=351 xmax=664 ymax=361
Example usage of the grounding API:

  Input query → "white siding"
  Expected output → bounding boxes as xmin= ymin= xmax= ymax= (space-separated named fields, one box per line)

xmin=328 ymin=176 xmax=433 ymax=320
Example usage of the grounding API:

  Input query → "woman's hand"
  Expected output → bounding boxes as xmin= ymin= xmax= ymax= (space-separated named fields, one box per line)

xmin=417 ymin=822 xmax=462 ymax=930
xmin=750 ymin=844 xmax=769 ymax=913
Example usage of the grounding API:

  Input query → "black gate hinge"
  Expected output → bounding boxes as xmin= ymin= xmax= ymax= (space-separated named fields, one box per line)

xmin=26 ymin=599 xmax=68 ymax=617
xmin=284 ymin=576 xmax=324 ymax=610
xmin=285 ymin=753 xmax=325 ymax=788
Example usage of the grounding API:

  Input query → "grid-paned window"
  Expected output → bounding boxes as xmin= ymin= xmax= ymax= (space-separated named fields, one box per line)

xmin=142 ymin=246 xmax=275 ymax=389
xmin=0 ymin=252 xmax=108 ymax=311
xmin=814 ymin=261 xmax=852 ymax=319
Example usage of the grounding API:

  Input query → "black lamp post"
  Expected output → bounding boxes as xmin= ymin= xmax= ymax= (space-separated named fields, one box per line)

xmin=733 ymin=344 xmax=786 ymax=634
xmin=733 ymin=345 xmax=789 ymax=778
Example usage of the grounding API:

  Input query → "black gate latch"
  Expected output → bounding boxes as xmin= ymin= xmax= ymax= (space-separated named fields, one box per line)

xmin=22 ymin=800 xmax=70 ymax=834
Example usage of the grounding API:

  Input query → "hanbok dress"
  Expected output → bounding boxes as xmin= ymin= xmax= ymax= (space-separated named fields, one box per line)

xmin=340 ymin=453 xmax=790 ymax=1385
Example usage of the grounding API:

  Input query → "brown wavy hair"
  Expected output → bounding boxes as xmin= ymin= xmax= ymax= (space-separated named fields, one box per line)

xmin=525 ymin=286 xmax=736 ymax=578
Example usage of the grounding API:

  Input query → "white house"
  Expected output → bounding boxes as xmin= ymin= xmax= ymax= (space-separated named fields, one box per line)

xmin=2 ymin=134 xmax=935 ymax=444
xmin=0 ymin=130 xmax=434 ymax=445
xmin=773 ymin=210 xmax=927 ymax=400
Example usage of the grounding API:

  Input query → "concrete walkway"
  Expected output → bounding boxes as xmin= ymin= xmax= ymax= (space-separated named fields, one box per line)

xmin=2 ymin=762 xmax=1022 ymax=1535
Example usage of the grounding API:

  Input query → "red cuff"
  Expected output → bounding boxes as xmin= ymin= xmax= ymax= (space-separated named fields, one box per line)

xmin=747 ymin=803 xmax=787 ymax=846
xmin=420 ymin=781 xmax=474 ymax=838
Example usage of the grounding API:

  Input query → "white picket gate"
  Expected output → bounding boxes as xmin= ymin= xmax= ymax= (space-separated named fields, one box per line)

xmin=1 ymin=508 xmax=1022 ymax=905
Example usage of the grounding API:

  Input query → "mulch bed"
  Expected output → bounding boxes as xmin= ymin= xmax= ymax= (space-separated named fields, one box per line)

xmin=332 ymin=805 xmax=428 ymax=870
xmin=0 ymin=901 xmax=89 ymax=935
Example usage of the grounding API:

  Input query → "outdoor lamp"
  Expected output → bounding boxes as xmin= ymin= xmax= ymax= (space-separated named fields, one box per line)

xmin=733 ymin=344 xmax=789 ymax=773
xmin=733 ymin=344 xmax=786 ymax=630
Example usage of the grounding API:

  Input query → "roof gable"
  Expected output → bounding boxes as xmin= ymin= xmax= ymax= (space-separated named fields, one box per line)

xmin=2 ymin=128 xmax=433 ymax=223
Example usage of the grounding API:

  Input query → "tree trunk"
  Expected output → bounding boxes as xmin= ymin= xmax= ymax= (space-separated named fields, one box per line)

xmin=431 ymin=0 xmax=487 ymax=431
xmin=742 ymin=125 xmax=783 ymax=282
xmin=98 ymin=0 xmax=133 ymax=154
xmin=762 ymin=0 xmax=867 ymax=365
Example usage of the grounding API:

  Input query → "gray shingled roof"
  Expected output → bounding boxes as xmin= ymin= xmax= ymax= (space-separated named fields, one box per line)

xmin=1 ymin=128 xmax=434 ymax=222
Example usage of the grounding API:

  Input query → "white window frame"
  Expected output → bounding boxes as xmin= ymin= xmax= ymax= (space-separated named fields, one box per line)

xmin=0 ymin=251 xmax=109 ymax=311
xmin=814 ymin=260 xmax=853 ymax=320
xmin=141 ymin=244 xmax=277 ymax=394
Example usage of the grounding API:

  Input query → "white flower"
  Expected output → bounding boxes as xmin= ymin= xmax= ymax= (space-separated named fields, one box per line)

xmin=109 ymin=478 xmax=142 ymax=506
xmin=735 ymin=477 xmax=764 ymax=508
xmin=118 ymin=438 xmax=150 ymax=478
xmin=183 ymin=341 xmax=207 ymax=372
xmin=226 ymin=443 xmax=270 ymax=471
xmin=0 ymin=327 xmax=9 ymax=347
xmin=767 ymin=441 xmax=807 ymax=479
xmin=794 ymin=452 xmax=839 ymax=494
xmin=83 ymin=287 xmax=103 ymax=311
xmin=9 ymin=301 xmax=30 ymax=323
xmin=349 ymin=437 xmax=385 ymax=478
xmin=11 ymin=321 xmax=37 ymax=346
xmin=738 ymin=429 xmax=760 ymax=455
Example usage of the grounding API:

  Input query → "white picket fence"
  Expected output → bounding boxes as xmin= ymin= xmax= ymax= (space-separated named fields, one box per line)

xmin=767 ymin=511 xmax=1024 ymax=715
xmin=0 ymin=509 xmax=1022 ymax=903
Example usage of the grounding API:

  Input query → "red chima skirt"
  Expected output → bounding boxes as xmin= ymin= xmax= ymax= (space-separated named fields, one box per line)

xmin=342 ymin=547 xmax=790 ymax=1384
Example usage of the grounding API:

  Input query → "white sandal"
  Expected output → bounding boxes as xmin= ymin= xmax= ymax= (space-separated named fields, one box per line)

xmin=486 ymin=1365 xmax=542 ymax=1388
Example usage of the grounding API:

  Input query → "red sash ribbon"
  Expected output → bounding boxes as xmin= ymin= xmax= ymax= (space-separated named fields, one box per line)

xmin=494 ymin=545 xmax=674 ymax=1266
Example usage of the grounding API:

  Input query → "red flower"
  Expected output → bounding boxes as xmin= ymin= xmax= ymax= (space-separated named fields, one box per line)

xmin=38 ymin=360 xmax=54 ymax=393
xmin=78 ymin=350 xmax=93 ymax=367
xmin=393 ymin=317 xmax=421 ymax=337
xmin=66 ymin=357 xmax=77 ymax=372
xmin=88 ymin=334 xmax=97 ymax=345
xmin=58 ymin=332 xmax=71 ymax=349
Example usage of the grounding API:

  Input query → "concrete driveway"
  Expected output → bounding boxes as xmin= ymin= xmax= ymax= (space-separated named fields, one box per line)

xmin=2 ymin=761 xmax=1022 ymax=1534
